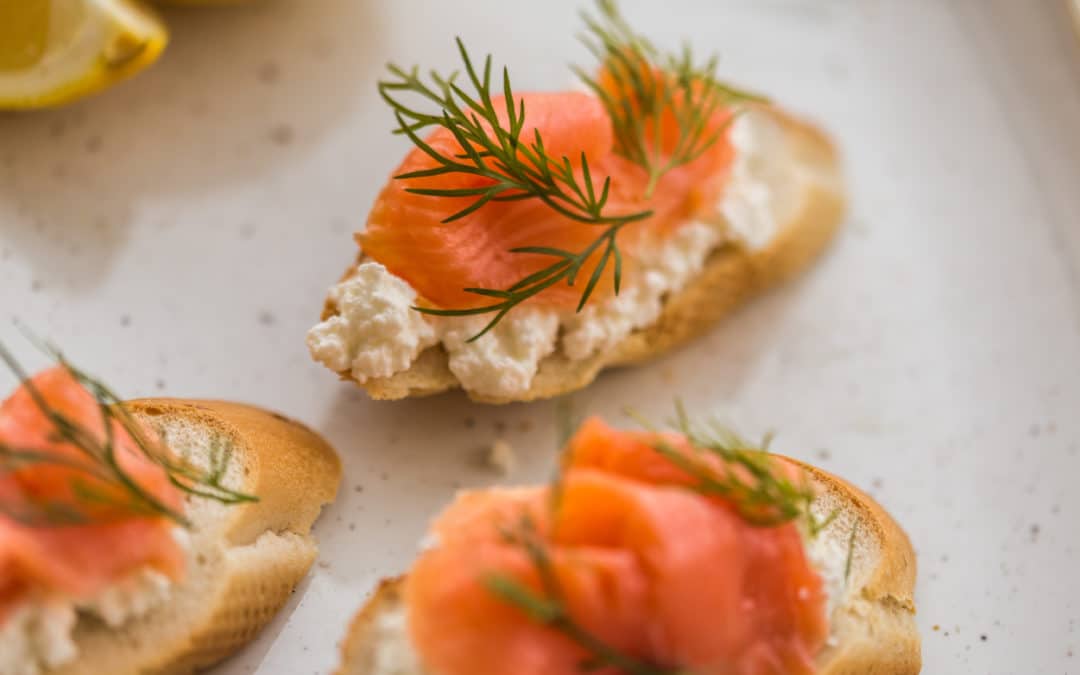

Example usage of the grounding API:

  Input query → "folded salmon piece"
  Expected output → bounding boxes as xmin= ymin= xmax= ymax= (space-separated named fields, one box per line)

xmin=404 ymin=417 xmax=827 ymax=675
xmin=0 ymin=367 xmax=185 ymax=623
xmin=361 ymin=89 xmax=735 ymax=312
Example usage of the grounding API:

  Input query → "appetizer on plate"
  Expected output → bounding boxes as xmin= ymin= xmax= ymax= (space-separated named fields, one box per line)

xmin=308 ymin=1 xmax=845 ymax=403
xmin=0 ymin=344 xmax=340 ymax=675
xmin=336 ymin=412 xmax=919 ymax=675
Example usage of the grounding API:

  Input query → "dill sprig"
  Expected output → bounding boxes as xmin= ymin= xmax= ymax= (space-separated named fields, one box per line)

xmin=628 ymin=401 xmax=835 ymax=534
xmin=379 ymin=38 xmax=650 ymax=340
xmin=0 ymin=337 xmax=257 ymax=528
xmin=844 ymin=521 xmax=859 ymax=585
xmin=575 ymin=0 xmax=767 ymax=196
xmin=484 ymin=516 xmax=684 ymax=675
xmin=486 ymin=403 xmax=838 ymax=672
xmin=380 ymin=38 xmax=649 ymax=228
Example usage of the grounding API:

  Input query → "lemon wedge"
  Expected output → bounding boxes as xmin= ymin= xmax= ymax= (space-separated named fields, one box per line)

xmin=0 ymin=0 xmax=168 ymax=110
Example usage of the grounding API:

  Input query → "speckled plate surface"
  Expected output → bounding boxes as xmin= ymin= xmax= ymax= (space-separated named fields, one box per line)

xmin=2 ymin=1 xmax=1080 ymax=673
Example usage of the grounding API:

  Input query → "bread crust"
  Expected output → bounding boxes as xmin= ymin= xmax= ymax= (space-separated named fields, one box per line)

xmin=336 ymin=577 xmax=408 ymax=675
xmin=334 ymin=461 xmax=920 ymax=675
xmin=791 ymin=459 xmax=921 ymax=675
xmin=49 ymin=400 xmax=341 ymax=675
xmin=319 ymin=108 xmax=845 ymax=404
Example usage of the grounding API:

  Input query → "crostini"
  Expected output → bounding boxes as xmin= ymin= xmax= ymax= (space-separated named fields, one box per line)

xmin=308 ymin=0 xmax=845 ymax=403
xmin=336 ymin=413 xmax=919 ymax=675
xmin=0 ymin=345 xmax=340 ymax=675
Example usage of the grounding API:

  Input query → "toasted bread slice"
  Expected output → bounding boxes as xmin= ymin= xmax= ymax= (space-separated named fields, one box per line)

xmin=50 ymin=399 xmax=341 ymax=675
xmin=319 ymin=109 xmax=845 ymax=404
xmin=334 ymin=459 xmax=919 ymax=675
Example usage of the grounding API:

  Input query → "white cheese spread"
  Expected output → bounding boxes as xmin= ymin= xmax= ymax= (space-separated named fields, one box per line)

xmin=76 ymin=568 xmax=172 ymax=629
xmin=561 ymin=220 xmax=721 ymax=360
xmin=805 ymin=524 xmax=851 ymax=622
xmin=0 ymin=567 xmax=175 ymax=675
xmin=307 ymin=110 xmax=786 ymax=398
xmin=439 ymin=308 xmax=560 ymax=398
xmin=721 ymin=108 xmax=788 ymax=250
xmin=0 ymin=601 xmax=76 ymax=675
xmin=307 ymin=263 xmax=438 ymax=383
xmin=369 ymin=604 xmax=425 ymax=675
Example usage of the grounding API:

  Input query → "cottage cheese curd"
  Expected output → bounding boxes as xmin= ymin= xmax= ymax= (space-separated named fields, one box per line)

xmin=805 ymin=520 xmax=852 ymax=622
xmin=368 ymin=604 xmax=425 ymax=675
xmin=307 ymin=263 xmax=438 ymax=383
xmin=440 ymin=308 xmax=560 ymax=398
xmin=0 ymin=567 xmax=176 ymax=675
xmin=722 ymin=108 xmax=787 ymax=250
xmin=561 ymin=220 xmax=722 ymax=360
xmin=307 ymin=110 xmax=786 ymax=399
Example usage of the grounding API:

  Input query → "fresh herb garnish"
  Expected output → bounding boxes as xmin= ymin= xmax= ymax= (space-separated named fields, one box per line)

xmin=379 ymin=0 xmax=763 ymax=340
xmin=575 ymin=0 xmax=767 ymax=196
xmin=380 ymin=37 xmax=649 ymax=229
xmin=628 ymin=400 xmax=835 ymax=534
xmin=0 ymin=336 xmax=257 ymax=527
xmin=484 ymin=516 xmax=684 ymax=675
xmin=844 ymin=521 xmax=859 ymax=585
xmin=380 ymin=38 xmax=650 ymax=341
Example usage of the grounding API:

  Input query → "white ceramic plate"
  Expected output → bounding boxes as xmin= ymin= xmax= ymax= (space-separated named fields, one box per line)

xmin=2 ymin=1 xmax=1079 ymax=673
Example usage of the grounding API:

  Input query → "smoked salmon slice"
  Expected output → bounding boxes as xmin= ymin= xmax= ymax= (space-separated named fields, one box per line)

xmin=361 ymin=88 xmax=734 ymax=311
xmin=405 ymin=417 xmax=828 ymax=675
xmin=0 ymin=367 xmax=185 ymax=622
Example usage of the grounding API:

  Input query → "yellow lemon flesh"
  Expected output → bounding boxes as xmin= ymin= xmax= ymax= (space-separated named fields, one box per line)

xmin=0 ymin=0 xmax=168 ymax=110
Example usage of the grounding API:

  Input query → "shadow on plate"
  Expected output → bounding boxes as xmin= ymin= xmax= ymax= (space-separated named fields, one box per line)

xmin=0 ymin=0 xmax=381 ymax=292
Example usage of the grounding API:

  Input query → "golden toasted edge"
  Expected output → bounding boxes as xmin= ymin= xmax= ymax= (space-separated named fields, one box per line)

xmin=319 ymin=108 xmax=844 ymax=403
xmin=335 ymin=577 xmax=408 ymax=675
xmin=84 ymin=399 xmax=343 ymax=674
xmin=336 ymin=460 xmax=918 ymax=675
xmin=791 ymin=458 xmax=921 ymax=675
xmin=791 ymin=459 xmax=917 ymax=610
xmin=128 ymin=398 xmax=342 ymax=542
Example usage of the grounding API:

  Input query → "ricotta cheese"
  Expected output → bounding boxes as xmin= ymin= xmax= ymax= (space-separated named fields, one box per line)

xmin=440 ymin=308 xmax=560 ymax=399
xmin=0 ymin=601 xmax=76 ymax=675
xmin=369 ymin=604 xmax=424 ymax=675
xmin=308 ymin=108 xmax=787 ymax=397
xmin=805 ymin=524 xmax=851 ymax=622
xmin=76 ymin=568 xmax=172 ymax=628
xmin=562 ymin=221 xmax=721 ymax=360
xmin=0 ymin=567 xmax=175 ymax=675
xmin=721 ymin=108 xmax=787 ymax=250
xmin=307 ymin=262 xmax=438 ymax=383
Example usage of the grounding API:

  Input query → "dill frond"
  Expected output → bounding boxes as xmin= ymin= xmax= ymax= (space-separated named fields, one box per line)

xmin=575 ymin=0 xmax=767 ymax=196
xmin=0 ymin=336 xmax=257 ymax=527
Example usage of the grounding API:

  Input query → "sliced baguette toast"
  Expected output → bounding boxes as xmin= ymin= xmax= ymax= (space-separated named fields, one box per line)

xmin=320 ymin=109 xmax=845 ymax=404
xmin=50 ymin=399 xmax=341 ymax=675
xmin=335 ymin=459 xmax=919 ymax=675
